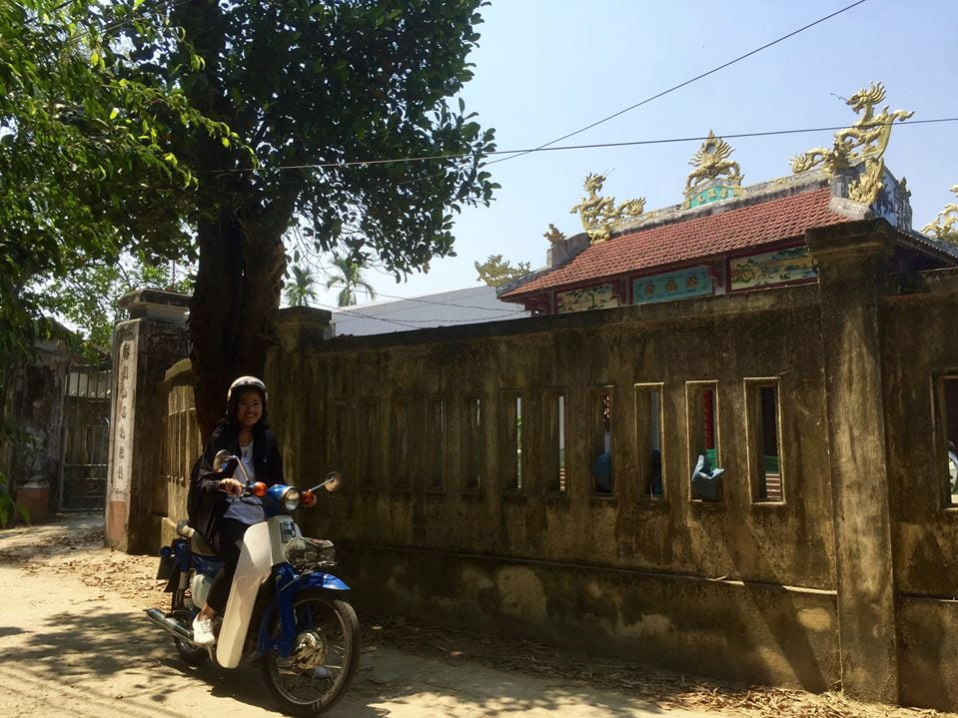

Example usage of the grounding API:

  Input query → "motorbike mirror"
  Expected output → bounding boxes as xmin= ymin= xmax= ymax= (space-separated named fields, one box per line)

xmin=322 ymin=471 xmax=343 ymax=493
xmin=213 ymin=450 xmax=232 ymax=472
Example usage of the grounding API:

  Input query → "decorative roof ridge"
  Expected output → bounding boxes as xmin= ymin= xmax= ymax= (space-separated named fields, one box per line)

xmin=610 ymin=170 xmax=831 ymax=239
xmin=898 ymin=226 xmax=958 ymax=262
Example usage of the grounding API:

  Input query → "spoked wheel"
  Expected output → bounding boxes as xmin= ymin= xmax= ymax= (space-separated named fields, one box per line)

xmin=261 ymin=590 xmax=360 ymax=716
xmin=171 ymin=588 xmax=208 ymax=667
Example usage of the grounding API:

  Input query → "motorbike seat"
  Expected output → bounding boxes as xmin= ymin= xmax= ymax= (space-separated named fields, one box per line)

xmin=176 ymin=519 xmax=216 ymax=556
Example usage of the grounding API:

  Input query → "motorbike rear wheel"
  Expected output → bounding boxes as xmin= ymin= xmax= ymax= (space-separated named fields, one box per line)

xmin=171 ymin=589 xmax=209 ymax=667
xmin=261 ymin=590 xmax=360 ymax=716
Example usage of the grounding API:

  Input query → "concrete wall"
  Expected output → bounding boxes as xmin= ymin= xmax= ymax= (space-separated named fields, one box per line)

xmin=105 ymin=290 xmax=190 ymax=552
xmin=266 ymin=280 xmax=844 ymax=693
xmin=0 ymin=341 xmax=71 ymax=521
xmin=879 ymin=269 xmax=958 ymax=711
xmin=133 ymin=219 xmax=958 ymax=709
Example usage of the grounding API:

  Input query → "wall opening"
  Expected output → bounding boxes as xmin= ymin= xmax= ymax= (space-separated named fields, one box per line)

xmin=687 ymin=381 xmax=722 ymax=501
xmin=939 ymin=377 xmax=958 ymax=506
xmin=547 ymin=393 xmax=566 ymax=492
xmin=635 ymin=383 xmax=665 ymax=498
xmin=591 ymin=389 xmax=613 ymax=494
xmin=427 ymin=397 xmax=445 ymax=489
xmin=746 ymin=380 xmax=784 ymax=502
xmin=503 ymin=393 xmax=523 ymax=491
xmin=463 ymin=397 xmax=483 ymax=490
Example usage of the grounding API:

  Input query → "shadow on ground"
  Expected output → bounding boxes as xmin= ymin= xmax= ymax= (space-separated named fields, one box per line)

xmin=0 ymin=601 xmax=676 ymax=717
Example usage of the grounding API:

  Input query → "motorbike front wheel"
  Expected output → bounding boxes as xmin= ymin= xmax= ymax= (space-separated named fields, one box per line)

xmin=261 ymin=590 xmax=360 ymax=716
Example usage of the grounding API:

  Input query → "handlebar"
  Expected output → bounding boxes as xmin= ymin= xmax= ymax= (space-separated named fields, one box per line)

xmin=212 ymin=450 xmax=342 ymax=503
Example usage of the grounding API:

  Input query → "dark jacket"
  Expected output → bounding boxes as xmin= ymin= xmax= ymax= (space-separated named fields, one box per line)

xmin=194 ymin=423 xmax=285 ymax=542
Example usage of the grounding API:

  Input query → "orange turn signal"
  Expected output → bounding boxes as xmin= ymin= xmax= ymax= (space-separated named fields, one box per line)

xmin=251 ymin=482 xmax=268 ymax=497
xmin=302 ymin=490 xmax=317 ymax=508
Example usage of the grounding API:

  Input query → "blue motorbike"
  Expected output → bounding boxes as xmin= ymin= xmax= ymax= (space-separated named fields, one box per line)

xmin=148 ymin=452 xmax=358 ymax=715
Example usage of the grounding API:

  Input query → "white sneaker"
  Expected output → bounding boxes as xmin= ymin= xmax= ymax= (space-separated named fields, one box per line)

xmin=192 ymin=614 xmax=216 ymax=646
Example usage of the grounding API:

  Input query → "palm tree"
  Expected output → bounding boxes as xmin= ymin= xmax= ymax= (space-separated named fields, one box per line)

xmin=326 ymin=256 xmax=376 ymax=307
xmin=284 ymin=264 xmax=318 ymax=307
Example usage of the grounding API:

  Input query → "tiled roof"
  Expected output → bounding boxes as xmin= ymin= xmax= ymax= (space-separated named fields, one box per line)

xmin=503 ymin=188 xmax=852 ymax=299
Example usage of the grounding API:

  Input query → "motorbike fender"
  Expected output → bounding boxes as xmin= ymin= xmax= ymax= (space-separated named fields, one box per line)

xmin=257 ymin=568 xmax=351 ymax=656
xmin=215 ymin=521 xmax=272 ymax=668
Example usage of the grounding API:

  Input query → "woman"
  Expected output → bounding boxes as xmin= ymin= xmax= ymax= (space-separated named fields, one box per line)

xmin=191 ymin=375 xmax=284 ymax=646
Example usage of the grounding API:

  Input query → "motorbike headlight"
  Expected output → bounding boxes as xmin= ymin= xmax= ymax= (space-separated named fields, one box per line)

xmin=281 ymin=487 xmax=300 ymax=512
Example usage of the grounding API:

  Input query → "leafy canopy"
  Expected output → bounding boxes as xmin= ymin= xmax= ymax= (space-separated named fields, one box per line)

xmin=129 ymin=1 xmax=499 ymax=433
xmin=0 ymin=0 xmax=230 ymax=357
xmin=146 ymin=0 xmax=499 ymax=274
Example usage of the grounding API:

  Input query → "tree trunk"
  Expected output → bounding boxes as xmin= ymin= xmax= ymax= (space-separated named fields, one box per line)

xmin=189 ymin=209 xmax=287 ymax=439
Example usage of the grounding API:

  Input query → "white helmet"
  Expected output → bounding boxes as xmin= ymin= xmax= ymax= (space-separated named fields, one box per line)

xmin=227 ymin=376 xmax=268 ymax=404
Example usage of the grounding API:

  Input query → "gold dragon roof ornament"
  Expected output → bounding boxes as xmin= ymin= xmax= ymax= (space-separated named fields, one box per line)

xmin=543 ymin=223 xmax=566 ymax=244
xmin=791 ymin=82 xmax=914 ymax=205
xmin=684 ymin=130 xmax=744 ymax=208
xmin=923 ymin=186 xmax=958 ymax=244
xmin=569 ymin=173 xmax=646 ymax=244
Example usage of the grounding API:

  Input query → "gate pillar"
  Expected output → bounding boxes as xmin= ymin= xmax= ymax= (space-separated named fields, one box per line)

xmin=105 ymin=289 xmax=190 ymax=553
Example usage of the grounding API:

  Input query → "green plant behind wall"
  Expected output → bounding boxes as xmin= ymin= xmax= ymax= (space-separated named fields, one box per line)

xmin=0 ymin=471 xmax=30 ymax=527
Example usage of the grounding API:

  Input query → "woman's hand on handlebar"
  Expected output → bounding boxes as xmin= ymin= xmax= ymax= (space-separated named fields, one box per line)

xmin=218 ymin=478 xmax=245 ymax=496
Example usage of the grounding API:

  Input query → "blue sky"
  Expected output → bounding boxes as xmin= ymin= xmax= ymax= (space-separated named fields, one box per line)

xmin=316 ymin=0 xmax=958 ymax=307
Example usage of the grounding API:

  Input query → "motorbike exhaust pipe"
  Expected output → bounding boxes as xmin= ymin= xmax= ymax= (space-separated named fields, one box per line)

xmin=145 ymin=607 xmax=202 ymax=646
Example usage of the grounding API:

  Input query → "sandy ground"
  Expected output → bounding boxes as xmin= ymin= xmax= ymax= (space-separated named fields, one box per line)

xmin=0 ymin=515 xmax=950 ymax=718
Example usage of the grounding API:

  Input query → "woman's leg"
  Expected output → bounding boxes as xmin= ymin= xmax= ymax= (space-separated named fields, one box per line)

xmin=205 ymin=518 xmax=250 ymax=615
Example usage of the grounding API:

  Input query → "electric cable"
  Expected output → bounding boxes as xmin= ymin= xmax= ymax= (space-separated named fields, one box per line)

xmin=486 ymin=0 xmax=871 ymax=166
xmin=224 ymin=117 xmax=958 ymax=174
xmin=367 ymin=290 xmax=527 ymax=314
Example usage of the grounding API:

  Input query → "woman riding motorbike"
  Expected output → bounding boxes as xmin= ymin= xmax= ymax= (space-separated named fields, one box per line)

xmin=191 ymin=375 xmax=284 ymax=645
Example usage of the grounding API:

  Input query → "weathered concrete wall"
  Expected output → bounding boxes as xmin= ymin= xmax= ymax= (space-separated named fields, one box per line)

xmin=129 ymin=219 xmax=958 ymax=708
xmin=879 ymin=268 xmax=958 ymax=711
xmin=158 ymin=359 xmax=201 ymax=547
xmin=266 ymin=284 xmax=841 ymax=692
xmin=340 ymin=545 xmax=839 ymax=690
xmin=105 ymin=290 xmax=190 ymax=553
xmin=808 ymin=222 xmax=899 ymax=704
xmin=0 ymin=341 xmax=71 ymax=521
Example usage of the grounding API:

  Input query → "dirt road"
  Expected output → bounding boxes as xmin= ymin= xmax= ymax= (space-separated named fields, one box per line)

xmin=0 ymin=516 xmax=949 ymax=718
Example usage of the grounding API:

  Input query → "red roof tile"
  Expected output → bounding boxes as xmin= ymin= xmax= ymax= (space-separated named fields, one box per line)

xmin=503 ymin=187 xmax=852 ymax=299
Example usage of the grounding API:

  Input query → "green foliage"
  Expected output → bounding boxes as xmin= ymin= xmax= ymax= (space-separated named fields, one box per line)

xmin=284 ymin=264 xmax=318 ymax=308
xmin=136 ymin=1 xmax=500 ymax=431
xmin=326 ymin=256 xmax=377 ymax=307
xmin=475 ymin=255 xmax=532 ymax=287
xmin=142 ymin=0 xmax=498 ymax=273
xmin=0 ymin=471 xmax=30 ymax=528
xmin=0 ymin=0 xmax=232 ymax=360
xmin=41 ymin=253 xmax=194 ymax=352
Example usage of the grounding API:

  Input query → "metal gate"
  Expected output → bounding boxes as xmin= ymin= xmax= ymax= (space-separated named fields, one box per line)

xmin=59 ymin=366 xmax=111 ymax=511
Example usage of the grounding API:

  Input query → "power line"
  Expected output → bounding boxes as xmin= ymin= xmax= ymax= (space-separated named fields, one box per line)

xmin=314 ymin=302 xmax=426 ymax=330
xmin=288 ymin=256 xmax=526 ymax=315
xmin=487 ymin=0 xmax=871 ymax=167
xmin=225 ymin=117 xmax=958 ymax=174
